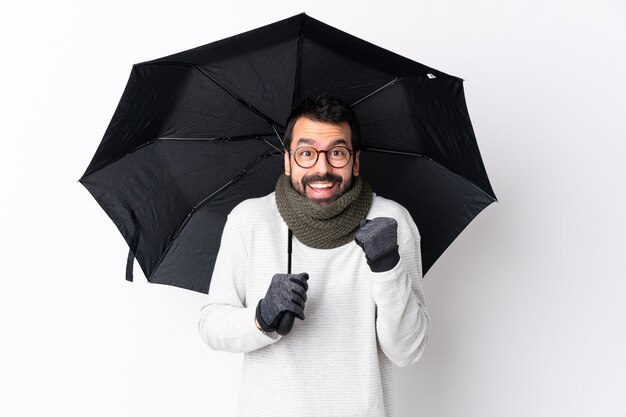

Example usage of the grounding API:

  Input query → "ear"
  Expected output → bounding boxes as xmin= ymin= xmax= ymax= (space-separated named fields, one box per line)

xmin=284 ymin=150 xmax=291 ymax=176
xmin=352 ymin=151 xmax=360 ymax=176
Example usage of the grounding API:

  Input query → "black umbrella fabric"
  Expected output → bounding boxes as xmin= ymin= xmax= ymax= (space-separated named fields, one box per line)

xmin=80 ymin=13 xmax=496 ymax=294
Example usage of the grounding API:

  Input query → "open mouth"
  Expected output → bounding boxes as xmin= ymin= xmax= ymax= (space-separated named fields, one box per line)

xmin=306 ymin=181 xmax=338 ymax=199
xmin=306 ymin=182 xmax=337 ymax=192
xmin=308 ymin=182 xmax=335 ymax=189
xmin=300 ymin=174 xmax=343 ymax=203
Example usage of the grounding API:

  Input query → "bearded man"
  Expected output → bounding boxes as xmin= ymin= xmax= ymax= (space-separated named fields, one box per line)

xmin=199 ymin=94 xmax=430 ymax=416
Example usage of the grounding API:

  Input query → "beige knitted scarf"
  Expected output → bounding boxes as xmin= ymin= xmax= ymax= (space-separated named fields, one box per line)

xmin=275 ymin=174 xmax=373 ymax=249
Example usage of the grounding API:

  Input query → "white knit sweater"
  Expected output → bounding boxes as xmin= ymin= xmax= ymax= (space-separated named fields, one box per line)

xmin=198 ymin=192 xmax=430 ymax=416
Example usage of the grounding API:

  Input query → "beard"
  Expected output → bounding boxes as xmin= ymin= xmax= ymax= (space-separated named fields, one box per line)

xmin=291 ymin=173 xmax=354 ymax=206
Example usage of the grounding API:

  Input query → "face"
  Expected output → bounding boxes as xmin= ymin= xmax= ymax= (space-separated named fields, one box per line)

xmin=284 ymin=117 xmax=360 ymax=206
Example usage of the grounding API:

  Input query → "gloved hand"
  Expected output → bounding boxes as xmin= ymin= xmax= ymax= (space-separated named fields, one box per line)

xmin=355 ymin=217 xmax=400 ymax=273
xmin=256 ymin=273 xmax=309 ymax=333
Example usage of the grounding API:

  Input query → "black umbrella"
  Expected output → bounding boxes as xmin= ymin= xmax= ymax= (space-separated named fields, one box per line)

xmin=80 ymin=13 xmax=496 ymax=295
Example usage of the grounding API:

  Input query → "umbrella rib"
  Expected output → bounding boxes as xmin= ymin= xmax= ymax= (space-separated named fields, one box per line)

xmin=157 ymin=134 xmax=284 ymax=153
xmin=271 ymin=124 xmax=285 ymax=148
xmin=113 ymin=138 xmax=281 ymax=234
xmin=349 ymin=77 xmax=402 ymax=108
xmin=361 ymin=145 xmax=431 ymax=159
xmin=263 ymin=139 xmax=284 ymax=154
xmin=187 ymin=149 xmax=279 ymax=223
xmin=191 ymin=64 xmax=284 ymax=130
xmin=149 ymin=149 xmax=279 ymax=279
xmin=157 ymin=133 xmax=275 ymax=142
xmin=364 ymin=146 xmax=497 ymax=202
xmin=81 ymin=134 xmax=279 ymax=181
xmin=189 ymin=150 xmax=274 ymax=213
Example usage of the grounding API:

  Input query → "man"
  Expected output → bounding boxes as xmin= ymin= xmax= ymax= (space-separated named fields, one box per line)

xmin=198 ymin=95 xmax=430 ymax=416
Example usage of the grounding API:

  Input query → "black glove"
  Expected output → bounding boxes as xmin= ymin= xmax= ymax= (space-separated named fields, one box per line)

xmin=355 ymin=217 xmax=400 ymax=273
xmin=256 ymin=273 xmax=309 ymax=332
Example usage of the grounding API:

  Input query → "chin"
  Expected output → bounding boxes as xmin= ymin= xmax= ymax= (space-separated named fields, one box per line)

xmin=306 ymin=189 xmax=343 ymax=206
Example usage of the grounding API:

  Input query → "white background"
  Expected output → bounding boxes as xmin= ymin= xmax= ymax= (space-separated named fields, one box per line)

xmin=1 ymin=0 xmax=625 ymax=416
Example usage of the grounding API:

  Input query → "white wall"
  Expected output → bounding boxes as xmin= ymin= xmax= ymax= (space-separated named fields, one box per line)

xmin=2 ymin=0 xmax=624 ymax=416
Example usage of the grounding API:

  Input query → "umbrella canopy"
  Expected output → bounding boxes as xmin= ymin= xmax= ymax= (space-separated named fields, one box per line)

xmin=80 ymin=13 xmax=496 ymax=294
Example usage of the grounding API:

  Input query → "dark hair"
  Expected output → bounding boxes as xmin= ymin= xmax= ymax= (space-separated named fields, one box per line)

xmin=283 ymin=94 xmax=361 ymax=151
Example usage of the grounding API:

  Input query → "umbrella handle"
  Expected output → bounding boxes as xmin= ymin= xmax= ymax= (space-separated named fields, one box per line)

xmin=277 ymin=229 xmax=296 ymax=336
xmin=277 ymin=312 xmax=295 ymax=335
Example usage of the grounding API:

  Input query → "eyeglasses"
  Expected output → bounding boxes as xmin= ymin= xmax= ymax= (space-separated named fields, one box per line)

xmin=290 ymin=145 xmax=354 ymax=169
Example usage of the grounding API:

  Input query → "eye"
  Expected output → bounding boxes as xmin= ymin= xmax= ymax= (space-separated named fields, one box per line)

xmin=296 ymin=148 xmax=316 ymax=160
xmin=329 ymin=147 xmax=348 ymax=158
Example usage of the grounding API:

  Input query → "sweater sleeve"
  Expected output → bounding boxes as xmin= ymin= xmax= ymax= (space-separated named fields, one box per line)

xmin=372 ymin=218 xmax=430 ymax=367
xmin=198 ymin=210 xmax=281 ymax=353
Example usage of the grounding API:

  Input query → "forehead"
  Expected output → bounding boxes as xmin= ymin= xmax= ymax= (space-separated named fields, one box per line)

xmin=291 ymin=117 xmax=352 ymax=148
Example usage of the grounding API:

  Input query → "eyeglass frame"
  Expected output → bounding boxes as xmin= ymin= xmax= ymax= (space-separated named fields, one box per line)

xmin=288 ymin=145 xmax=355 ymax=169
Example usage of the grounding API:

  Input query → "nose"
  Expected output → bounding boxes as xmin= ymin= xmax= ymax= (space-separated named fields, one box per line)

xmin=313 ymin=150 xmax=332 ymax=174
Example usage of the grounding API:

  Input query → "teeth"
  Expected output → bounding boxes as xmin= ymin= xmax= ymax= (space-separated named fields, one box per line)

xmin=309 ymin=183 xmax=333 ymax=189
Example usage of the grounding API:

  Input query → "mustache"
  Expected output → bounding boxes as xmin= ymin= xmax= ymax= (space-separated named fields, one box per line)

xmin=302 ymin=174 xmax=342 ymax=186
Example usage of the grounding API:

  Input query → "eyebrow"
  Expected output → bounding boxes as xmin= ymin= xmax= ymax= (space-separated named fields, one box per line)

xmin=295 ymin=138 xmax=349 ymax=147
